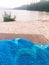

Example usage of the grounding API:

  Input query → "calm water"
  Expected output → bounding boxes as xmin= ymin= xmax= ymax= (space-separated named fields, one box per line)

xmin=0 ymin=10 xmax=49 ymax=22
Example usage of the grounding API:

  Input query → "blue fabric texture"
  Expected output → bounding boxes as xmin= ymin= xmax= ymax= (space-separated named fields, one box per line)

xmin=0 ymin=38 xmax=49 ymax=65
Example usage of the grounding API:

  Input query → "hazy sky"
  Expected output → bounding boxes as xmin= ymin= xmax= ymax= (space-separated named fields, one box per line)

xmin=0 ymin=0 xmax=40 ymax=8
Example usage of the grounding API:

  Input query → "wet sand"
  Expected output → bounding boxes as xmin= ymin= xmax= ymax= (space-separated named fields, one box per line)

xmin=0 ymin=21 xmax=49 ymax=44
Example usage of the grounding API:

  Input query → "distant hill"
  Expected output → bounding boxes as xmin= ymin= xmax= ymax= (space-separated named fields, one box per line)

xmin=14 ymin=1 xmax=49 ymax=11
xmin=14 ymin=5 xmax=28 ymax=10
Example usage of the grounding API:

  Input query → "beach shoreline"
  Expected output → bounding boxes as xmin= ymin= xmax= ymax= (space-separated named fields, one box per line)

xmin=0 ymin=21 xmax=49 ymax=44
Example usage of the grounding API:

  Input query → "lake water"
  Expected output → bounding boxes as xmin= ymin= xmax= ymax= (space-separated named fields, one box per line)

xmin=0 ymin=10 xmax=49 ymax=22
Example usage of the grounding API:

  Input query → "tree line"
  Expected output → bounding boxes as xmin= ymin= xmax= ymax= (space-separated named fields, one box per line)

xmin=27 ymin=1 xmax=49 ymax=11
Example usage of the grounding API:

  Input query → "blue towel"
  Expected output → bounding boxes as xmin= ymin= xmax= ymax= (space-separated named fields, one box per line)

xmin=0 ymin=38 xmax=49 ymax=65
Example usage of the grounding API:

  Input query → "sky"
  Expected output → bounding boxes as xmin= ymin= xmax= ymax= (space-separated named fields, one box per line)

xmin=0 ymin=0 xmax=40 ymax=8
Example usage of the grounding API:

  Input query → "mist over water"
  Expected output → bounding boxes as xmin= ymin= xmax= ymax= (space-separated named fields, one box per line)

xmin=0 ymin=10 xmax=49 ymax=22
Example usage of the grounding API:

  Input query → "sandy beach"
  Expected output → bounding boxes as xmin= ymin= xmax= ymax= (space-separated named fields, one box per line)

xmin=0 ymin=21 xmax=49 ymax=44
